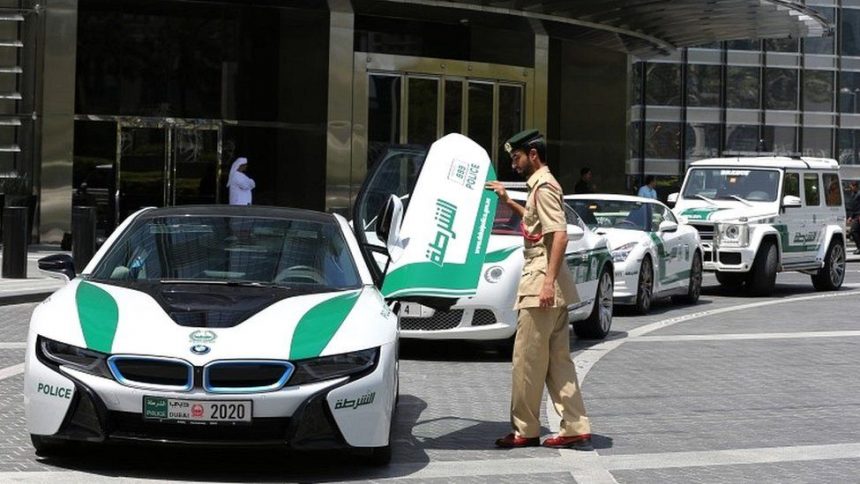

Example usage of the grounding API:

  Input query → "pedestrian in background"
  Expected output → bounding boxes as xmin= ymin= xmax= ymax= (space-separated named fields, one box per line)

xmin=227 ymin=157 xmax=255 ymax=206
xmin=846 ymin=181 xmax=860 ymax=254
xmin=574 ymin=167 xmax=596 ymax=194
xmin=638 ymin=175 xmax=658 ymax=199
xmin=486 ymin=129 xmax=592 ymax=450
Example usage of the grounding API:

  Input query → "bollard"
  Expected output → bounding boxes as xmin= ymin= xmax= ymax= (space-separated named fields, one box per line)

xmin=72 ymin=206 xmax=97 ymax=272
xmin=2 ymin=206 xmax=28 ymax=278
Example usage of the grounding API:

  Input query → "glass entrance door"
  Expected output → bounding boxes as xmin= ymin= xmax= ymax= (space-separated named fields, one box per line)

xmin=356 ymin=55 xmax=532 ymax=194
xmin=117 ymin=123 xmax=221 ymax=222
xmin=117 ymin=126 xmax=167 ymax=222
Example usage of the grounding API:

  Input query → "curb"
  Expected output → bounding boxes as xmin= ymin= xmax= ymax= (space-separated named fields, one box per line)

xmin=0 ymin=291 xmax=53 ymax=306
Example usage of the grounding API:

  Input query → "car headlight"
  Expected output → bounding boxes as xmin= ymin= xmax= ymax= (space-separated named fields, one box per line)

xmin=611 ymin=242 xmax=638 ymax=262
xmin=484 ymin=265 xmax=504 ymax=283
xmin=289 ymin=347 xmax=379 ymax=385
xmin=715 ymin=223 xmax=749 ymax=247
xmin=36 ymin=336 xmax=112 ymax=378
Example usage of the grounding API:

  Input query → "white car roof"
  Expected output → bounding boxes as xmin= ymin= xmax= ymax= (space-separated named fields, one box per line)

xmin=688 ymin=156 xmax=839 ymax=171
xmin=565 ymin=193 xmax=664 ymax=204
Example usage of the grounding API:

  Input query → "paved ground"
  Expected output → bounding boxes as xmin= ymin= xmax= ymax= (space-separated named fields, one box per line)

xmin=0 ymin=270 xmax=859 ymax=482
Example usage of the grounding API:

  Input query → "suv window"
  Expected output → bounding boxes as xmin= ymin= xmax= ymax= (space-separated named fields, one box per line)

xmin=804 ymin=173 xmax=820 ymax=206
xmin=823 ymin=173 xmax=842 ymax=207
xmin=783 ymin=172 xmax=800 ymax=198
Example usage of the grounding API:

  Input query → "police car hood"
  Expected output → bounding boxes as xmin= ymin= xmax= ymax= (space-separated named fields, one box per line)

xmin=675 ymin=201 xmax=776 ymax=223
xmin=30 ymin=280 xmax=394 ymax=364
xmin=593 ymin=228 xmax=649 ymax=251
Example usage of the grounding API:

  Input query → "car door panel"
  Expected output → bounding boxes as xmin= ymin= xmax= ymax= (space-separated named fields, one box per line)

xmin=352 ymin=134 xmax=498 ymax=306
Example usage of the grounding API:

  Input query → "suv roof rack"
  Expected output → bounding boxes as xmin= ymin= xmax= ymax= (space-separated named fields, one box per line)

xmin=721 ymin=150 xmax=803 ymax=159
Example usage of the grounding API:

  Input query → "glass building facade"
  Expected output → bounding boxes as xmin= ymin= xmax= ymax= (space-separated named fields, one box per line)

xmin=628 ymin=0 xmax=860 ymax=200
xmin=6 ymin=0 xmax=828 ymax=243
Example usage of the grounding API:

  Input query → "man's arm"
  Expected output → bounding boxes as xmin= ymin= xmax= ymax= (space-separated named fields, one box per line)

xmin=486 ymin=181 xmax=526 ymax=218
xmin=541 ymin=230 xmax=568 ymax=307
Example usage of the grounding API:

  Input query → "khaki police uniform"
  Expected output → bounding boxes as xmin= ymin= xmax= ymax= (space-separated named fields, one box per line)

xmin=510 ymin=166 xmax=591 ymax=438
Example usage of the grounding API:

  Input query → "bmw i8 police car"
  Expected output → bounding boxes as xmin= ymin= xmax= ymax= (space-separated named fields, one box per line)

xmin=25 ymin=134 xmax=497 ymax=464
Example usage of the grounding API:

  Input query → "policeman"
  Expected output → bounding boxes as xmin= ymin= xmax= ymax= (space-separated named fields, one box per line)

xmin=486 ymin=129 xmax=592 ymax=449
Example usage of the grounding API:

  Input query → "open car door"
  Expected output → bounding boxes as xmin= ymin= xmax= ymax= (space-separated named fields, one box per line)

xmin=353 ymin=133 xmax=498 ymax=307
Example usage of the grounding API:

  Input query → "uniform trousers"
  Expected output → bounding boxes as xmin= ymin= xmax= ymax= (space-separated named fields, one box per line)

xmin=510 ymin=305 xmax=591 ymax=438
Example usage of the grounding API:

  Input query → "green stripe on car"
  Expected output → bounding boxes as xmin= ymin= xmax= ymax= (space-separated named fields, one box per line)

xmin=382 ymin=165 xmax=498 ymax=299
xmin=290 ymin=290 xmax=361 ymax=360
xmin=76 ymin=281 xmax=119 ymax=353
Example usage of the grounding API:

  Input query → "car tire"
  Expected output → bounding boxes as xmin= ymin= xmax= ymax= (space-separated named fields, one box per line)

xmin=574 ymin=265 xmax=613 ymax=339
xmin=634 ymin=257 xmax=653 ymax=315
xmin=812 ymin=238 xmax=846 ymax=291
xmin=715 ymin=271 xmax=745 ymax=288
xmin=748 ymin=240 xmax=778 ymax=296
xmin=30 ymin=434 xmax=68 ymax=456
xmin=673 ymin=251 xmax=702 ymax=305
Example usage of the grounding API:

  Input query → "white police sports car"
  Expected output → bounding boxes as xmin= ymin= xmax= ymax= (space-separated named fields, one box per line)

xmin=565 ymin=194 xmax=702 ymax=314
xmin=355 ymin=148 xmax=615 ymax=341
xmin=25 ymin=134 xmax=498 ymax=464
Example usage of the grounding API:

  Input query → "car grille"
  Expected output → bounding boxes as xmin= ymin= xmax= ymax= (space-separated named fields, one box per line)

xmin=108 ymin=356 xmax=193 ymax=391
xmin=719 ymin=252 xmax=742 ymax=265
xmin=203 ymin=361 xmax=294 ymax=393
xmin=108 ymin=411 xmax=291 ymax=444
xmin=401 ymin=309 xmax=464 ymax=331
xmin=690 ymin=223 xmax=714 ymax=241
xmin=471 ymin=310 xmax=497 ymax=326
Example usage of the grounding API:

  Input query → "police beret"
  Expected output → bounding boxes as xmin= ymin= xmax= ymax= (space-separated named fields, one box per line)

xmin=504 ymin=129 xmax=543 ymax=154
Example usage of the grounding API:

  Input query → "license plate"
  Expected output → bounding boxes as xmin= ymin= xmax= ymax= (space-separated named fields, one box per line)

xmin=143 ymin=396 xmax=252 ymax=423
xmin=400 ymin=302 xmax=434 ymax=318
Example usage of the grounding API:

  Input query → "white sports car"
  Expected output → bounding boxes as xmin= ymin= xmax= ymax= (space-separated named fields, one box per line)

xmin=565 ymin=194 xmax=703 ymax=314
xmin=355 ymin=148 xmax=616 ymax=341
xmin=25 ymin=133 xmax=498 ymax=463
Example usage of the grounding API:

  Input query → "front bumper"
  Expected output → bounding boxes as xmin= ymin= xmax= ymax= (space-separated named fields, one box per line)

xmin=399 ymin=306 xmax=517 ymax=341
xmin=701 ymin=242 xmax=754 ymax=273
xmin=25 ymin=343 xmax=396 ymax=449
xmin=612 ymin=261 xmax=640 ymax=305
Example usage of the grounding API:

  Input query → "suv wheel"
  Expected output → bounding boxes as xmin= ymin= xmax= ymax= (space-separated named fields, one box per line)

xmin=748 ymin=240 xmax=778 ymax=296
xmin=574 ymin=266 xmax=613 ymax=339
xmin=812 ymin=239 xmax=846 ymax=291
xmin=673 ymin=251 xmax=702 ymax=304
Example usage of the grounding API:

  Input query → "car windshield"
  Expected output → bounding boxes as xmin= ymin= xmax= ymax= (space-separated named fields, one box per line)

xmin=682 ymin=168 xmax=780 ymax=202
xmin=566 ymin=199 xmax=650 ymax=231
xmin=90 ymin=215 xmax=362 ymax=290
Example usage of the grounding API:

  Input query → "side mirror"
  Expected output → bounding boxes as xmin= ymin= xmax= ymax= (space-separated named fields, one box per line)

xmin=567 ymin=224 xmax=585 ymax=241
xmin=375 ymin=195 xmax=405 ymax=260
xmin=782 ymin=195 xmax=802 ymax=208
xmin=38 ymin=254 xmax=75 ymax=283
xmin=667 ymin=193 xmax=679 ymax=205
xmin=658 ymin=221 xmax=678 ymax=233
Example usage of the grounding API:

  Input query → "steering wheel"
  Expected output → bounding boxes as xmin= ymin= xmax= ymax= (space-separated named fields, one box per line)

xmin=615 ymin=220 xmax=639 ymax=229
xmin=274 ymin=265 xmax=326 ymax=284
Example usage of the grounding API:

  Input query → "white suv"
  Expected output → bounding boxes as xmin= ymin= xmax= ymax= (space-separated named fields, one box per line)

xmin=669 ymin=156 xmax=847 ymax=296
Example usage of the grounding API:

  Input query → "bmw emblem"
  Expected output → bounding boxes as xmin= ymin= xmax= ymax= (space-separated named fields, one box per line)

xmin=191 ymin=344 xmax=210 ymax=355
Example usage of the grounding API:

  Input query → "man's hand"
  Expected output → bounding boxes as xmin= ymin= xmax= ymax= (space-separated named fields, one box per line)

xmin=486 ymin=181 xmax=509 ymax=202
xmin=539 ymin=281 xmax=555 ymax=307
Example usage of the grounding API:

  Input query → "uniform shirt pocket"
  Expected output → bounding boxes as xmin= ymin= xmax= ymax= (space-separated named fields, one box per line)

xmin=518 ymin=265 xmax=546 ymax=296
